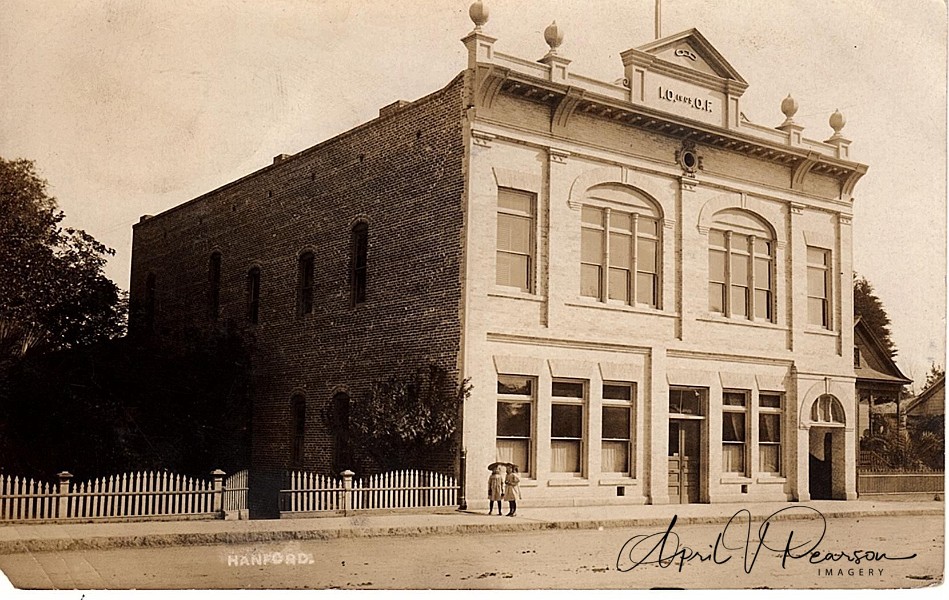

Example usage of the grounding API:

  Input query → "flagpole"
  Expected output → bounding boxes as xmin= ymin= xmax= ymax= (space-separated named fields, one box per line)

xmin=655 ymin=0 xmax=662 ymax=39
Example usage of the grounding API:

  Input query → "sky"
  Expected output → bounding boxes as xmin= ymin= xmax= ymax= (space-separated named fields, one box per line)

xmin=0 ymin=0 xmax=945 ymax=389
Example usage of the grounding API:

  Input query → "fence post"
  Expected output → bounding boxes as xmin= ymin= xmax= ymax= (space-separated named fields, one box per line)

xmin=57 ymin=471 xmax=73 ymax=519
xmin=341 ymin=470 xmax=355 ymax=516
xmin=458 ymin=449 xmax=467 ymax=510
xmin=211 ymin=469 xmax=226 ymax=515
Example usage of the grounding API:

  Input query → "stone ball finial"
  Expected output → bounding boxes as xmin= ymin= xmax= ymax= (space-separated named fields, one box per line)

xmin=544 ymin=21 xmax=564 ymax=54
xmin=781 ymin=94 xmax=799 ymax=121
xmin=469 ymin=1 xmax=489 ymax=31
xmin=829 ymin=108 xmax=846 ymax=135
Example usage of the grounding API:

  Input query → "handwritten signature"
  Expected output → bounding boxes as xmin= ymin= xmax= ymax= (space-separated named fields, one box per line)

xmin=616 ymin=507 xmax=917 ymax=574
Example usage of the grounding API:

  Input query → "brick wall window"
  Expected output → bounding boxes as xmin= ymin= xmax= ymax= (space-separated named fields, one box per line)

xmin=602 ymin=383 xmax=634 ymax=475
xmin=351 ymin=222 xmax=368 ymax=306
xmin=497 ymin=375 xmax=534 ymax=476
xmin=297 ymin=251 xmax=315 ymax=316
xmin=807 ymin=247 xmax=831 ymax=329
xmin=759 ymin=393 xmax=783 ymax=474
xmin=581 ymin=205 xmax=660 ymax=308
xmin=208 ymin=252 xmax=222 ymax=320
xmin=290 ymin=394 xmax=306 ymax=469
xmin=708 ymin=211 xmax=774 ymax=321
xmin=722 ymin=391 xmax=748 ymax=475
xmin=551 ymin=380 xmax=585 ymax=475
xmin=246 ymin=267 xmax=261 ymax=324
xmin=496 ymin=188 xmax=535 ymax=293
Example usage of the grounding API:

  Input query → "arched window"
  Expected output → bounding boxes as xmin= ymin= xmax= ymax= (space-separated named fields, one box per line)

xmin=246 ymin=267 xmax=261 ymax=324
xmin=811 ymin=394 xmax=845 ymax=425
xmin=708 ymin=209 xmax=774 ymax=321
xmin=208 ymin=252 xmax=222 ymax=320
xmin=580 ymin=184 xmax=662 ymax=308
xmin=297 ymin=251 xmax=315 ymax=316
xmin=351 ymin=222 xmax=368 ymax=306
xmin=290 ymin=394 xmax=306 ymax=468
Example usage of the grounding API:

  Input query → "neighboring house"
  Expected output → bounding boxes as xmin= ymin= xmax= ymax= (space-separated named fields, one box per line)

xmin=904 ymin=374 xmax=945 ymax=424
xmin=853 ymin=316 xmax=912 ymax=441
xmin=129 ymin=4 xmax=869 ymax=510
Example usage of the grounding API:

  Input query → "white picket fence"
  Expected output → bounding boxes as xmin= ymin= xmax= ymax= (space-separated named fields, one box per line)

xmin=223 ymin=469 xmax=249 ymax=515
xmin=280 ymin=469 xmax=458 ymax=516
xmin=0 ymin=469 xmax=244 ymax=522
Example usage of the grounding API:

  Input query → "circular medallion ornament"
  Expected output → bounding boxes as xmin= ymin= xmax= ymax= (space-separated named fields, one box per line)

xmin=676 ymin=140 xmax=702 ymax=174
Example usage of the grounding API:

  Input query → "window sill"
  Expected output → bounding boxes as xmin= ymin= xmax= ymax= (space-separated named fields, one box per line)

xmin=546 ymin=478 xmax=590 ymax=487
xmin=755 ymin=475 xmax=786 ymax=483
xmin=517 ymin=479 xmax=539 ymax=488
xmin=804 ymin=326 xmax=837 ymax=337
xmin=720 ymin=476 xmax=753 ymax=484
xmin=698 ymin=316 xmax=787 ymax=331
xmin=566 ymin=299 xmax=675 ymax=318
xmin=489 ymin=289 xmax=546 ymax=303
xmin=598 ymin=477 xmax=638 ymax=486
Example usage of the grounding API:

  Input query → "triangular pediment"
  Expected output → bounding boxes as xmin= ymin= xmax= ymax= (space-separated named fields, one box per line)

xmin=636 ymin=29 xmax=747 ymax=84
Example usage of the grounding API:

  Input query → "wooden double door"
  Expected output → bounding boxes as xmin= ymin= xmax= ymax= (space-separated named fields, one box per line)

xmin=668 ymin=419 xmax=702 ymax=504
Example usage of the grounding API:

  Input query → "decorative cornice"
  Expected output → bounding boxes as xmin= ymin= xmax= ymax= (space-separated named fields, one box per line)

xmin=790 ymin=202 xmax=805 ymax=215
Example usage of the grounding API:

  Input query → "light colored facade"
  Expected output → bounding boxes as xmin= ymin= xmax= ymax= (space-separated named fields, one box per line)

xmin=458 ymin=7 xmax=866 ymax=506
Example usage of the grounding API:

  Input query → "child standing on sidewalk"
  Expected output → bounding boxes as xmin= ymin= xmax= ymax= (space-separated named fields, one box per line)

xmin=487 ymin=466 xmax=504 ymax=515
xmin=504 ymin=465 xmax=520 ymax=516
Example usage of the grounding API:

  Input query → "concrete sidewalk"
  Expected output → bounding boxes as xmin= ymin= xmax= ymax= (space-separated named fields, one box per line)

xmin=0 ymin=499 xmax=942 ymax=555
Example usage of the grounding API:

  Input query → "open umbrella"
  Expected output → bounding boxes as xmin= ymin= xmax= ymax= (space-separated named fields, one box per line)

xmin=487 ymin=462 xmax=516 ymax=471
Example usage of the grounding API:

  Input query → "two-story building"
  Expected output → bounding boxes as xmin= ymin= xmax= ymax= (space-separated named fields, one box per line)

xmin=130 ymin=2 xmax=867 ymax=510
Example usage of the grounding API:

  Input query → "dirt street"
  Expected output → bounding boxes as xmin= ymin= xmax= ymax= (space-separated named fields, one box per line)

xmin=0 ymin=514 xmax=942 ymax=590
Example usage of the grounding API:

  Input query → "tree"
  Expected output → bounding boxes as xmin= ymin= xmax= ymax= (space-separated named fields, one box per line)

xmin=0 ymin=157 xmax=125 ymax=354
xmin=343 ymin=364 xmax=471 ymax=473
xmin=853 ymin=274 xmax=896 ymax=357
xmin=0 ymin=329 xmax=252 ymax=479
xmin=922 ymin=362 xmax=945 ymax=393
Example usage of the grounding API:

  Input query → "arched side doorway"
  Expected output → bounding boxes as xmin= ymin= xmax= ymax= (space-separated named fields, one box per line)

xmin=808 ymin=394 xmax=847 ymax=500
xmin=331 ymin=392 xmax=354 ymax=473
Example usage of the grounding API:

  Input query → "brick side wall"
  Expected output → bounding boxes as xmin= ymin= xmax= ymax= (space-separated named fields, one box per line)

xmin=130 ymin=74 xmax=468 ymax=508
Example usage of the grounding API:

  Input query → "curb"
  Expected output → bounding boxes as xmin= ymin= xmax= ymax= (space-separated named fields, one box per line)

xmin=0 ymin=506 xmax=941 ymax=555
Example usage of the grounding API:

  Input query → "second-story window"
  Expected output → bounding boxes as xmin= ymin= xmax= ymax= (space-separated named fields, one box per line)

xmin=708 ymin=210 xmax=774 ymax=321
xmin=496 ymin=188 xmax=535 ymax=293
xmin=807 ymin=247 xmax=831 ymax=329
xmin=247 ymin=267 xmax=261 ymax=324
xmin=208 ymin=252 xmax=222 ymax=320
xmin=351 ymin=222 xmax=368 ymax=305
xmin=297 ymin=251 xmax=315 ymax=316
xmin=580 ymin=201 xmax=660 ymax=308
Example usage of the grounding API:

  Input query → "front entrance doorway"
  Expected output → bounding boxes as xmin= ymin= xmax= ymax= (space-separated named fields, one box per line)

xmin=668 ymin=419 xmax=701 ymax=504
xmin=808 ymin=394 xmax=847 ymax=500
xmin=809 ymin=429 xmax=833 ymax=499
